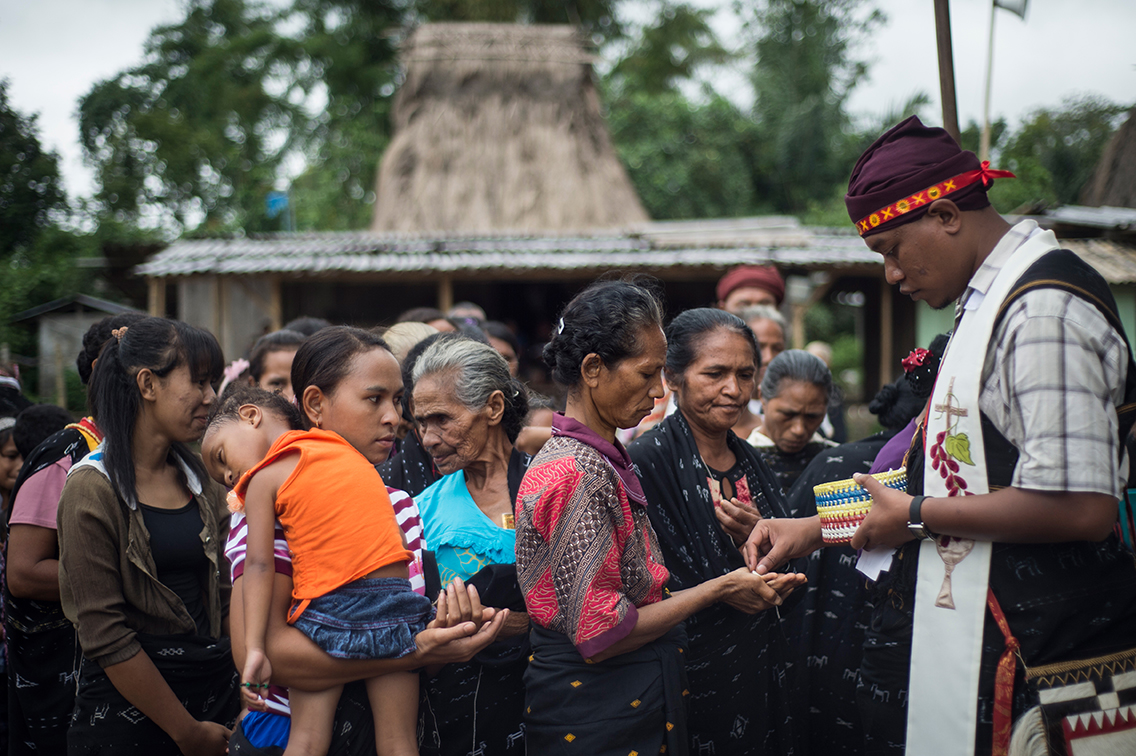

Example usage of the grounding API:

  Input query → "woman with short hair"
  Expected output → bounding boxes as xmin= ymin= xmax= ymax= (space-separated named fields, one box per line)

xmin=516 ymin=280 xmax=796 ymax=756
xmin=747 ymin=349 xmax=839 ymax=492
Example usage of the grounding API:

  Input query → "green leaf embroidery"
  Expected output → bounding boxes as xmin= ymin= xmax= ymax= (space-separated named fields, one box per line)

xmin=944 ymin=433 xmax=975 ymax=466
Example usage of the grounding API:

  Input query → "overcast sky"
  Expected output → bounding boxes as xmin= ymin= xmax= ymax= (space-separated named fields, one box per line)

xmin=1 ymin=0 xmax=1133 ymax=201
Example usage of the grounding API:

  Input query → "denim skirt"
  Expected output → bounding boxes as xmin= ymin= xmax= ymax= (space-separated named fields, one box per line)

xmin=292 ymin=577 xmax=433 ymax=660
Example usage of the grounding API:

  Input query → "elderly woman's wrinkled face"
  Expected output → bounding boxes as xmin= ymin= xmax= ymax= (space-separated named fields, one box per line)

xmin=761 ymin=379 xmax=828 ymax=455
xmin=673 ymin=328 xmax=756 ymax=435
xmin=414 ymin=371 xmax=501 ymax=475
xmin=588 ymin=325 xmax=667 ymax=431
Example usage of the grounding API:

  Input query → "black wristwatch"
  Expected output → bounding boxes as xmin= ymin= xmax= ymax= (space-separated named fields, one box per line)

xmin=907 ymin=495 xmax=933 ymax=540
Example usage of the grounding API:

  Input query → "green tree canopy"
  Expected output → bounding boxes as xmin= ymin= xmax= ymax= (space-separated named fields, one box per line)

xmin=747 ymin=0 xmax=884 ymax=213
xmin=987 ymin=95 xmax=1130 ymax=212
xmin=0 ymin=79 xmax=68 ymax=255
xmin=78 ymin=0 xmax=307 ymax=234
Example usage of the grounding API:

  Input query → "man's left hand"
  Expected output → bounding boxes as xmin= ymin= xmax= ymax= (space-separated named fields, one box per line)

xmin=850 ymin=473 xmax=918 ymax=551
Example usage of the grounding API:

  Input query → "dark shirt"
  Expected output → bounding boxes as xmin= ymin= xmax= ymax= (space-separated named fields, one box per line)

xmin=140 ymin=500 xmax=209 ymax=636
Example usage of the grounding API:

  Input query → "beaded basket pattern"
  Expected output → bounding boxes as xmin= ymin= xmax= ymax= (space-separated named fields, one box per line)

xmin=815 ymin=469 xmax=907 ymax=545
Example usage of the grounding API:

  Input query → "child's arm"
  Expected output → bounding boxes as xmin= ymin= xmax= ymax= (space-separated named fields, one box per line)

xmin=240 ymin=455 xmax=298 ymax=708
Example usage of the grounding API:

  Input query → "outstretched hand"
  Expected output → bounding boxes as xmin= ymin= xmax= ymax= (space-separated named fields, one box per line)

xmin=849 ymin=473 xmax=916 ymax=551
xmin=743 ymin=516 xmax=824 ymax=574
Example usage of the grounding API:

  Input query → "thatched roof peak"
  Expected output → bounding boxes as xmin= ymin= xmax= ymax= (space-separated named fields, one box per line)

xmin=370 ymin=22 xmax=648 ymax=234
xmin=399 ymin=22 xmax=597 ymax=66
xmin=1081 ymin=106 xmax=1136 ymax=209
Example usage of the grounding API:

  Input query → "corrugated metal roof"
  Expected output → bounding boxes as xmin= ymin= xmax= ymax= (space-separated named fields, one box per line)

xmin=136 ymin=224 xmax=882 ymax=279
xmin=1041 ymin=205 xmax=1136 ymax=231
xmin=135 ymin=221 xmax=1136 ymax=287
xmin=1064 ymin=239 xmax=1136 ymax=284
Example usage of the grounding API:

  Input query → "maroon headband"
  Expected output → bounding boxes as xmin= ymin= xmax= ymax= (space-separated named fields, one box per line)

xmin=845 ymin=116 xmax=1014 ymax=237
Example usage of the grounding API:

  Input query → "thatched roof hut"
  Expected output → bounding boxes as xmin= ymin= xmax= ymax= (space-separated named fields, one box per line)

xmin=1081 ymin=106 xmax=1136 ymax=209
xmin=371 ymin=23 xmax=648 ymax=233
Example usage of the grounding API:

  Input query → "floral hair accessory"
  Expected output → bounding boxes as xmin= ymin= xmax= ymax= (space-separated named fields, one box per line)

xmin=902 ymin=348 xmax=931 ymax=373
xmin=223 ymin=359 xmax=250 ymax=384
xmin=903 ymin=345 xmax=943 ymax=400
xmin=216 ymin=358 xmax=251 ymax=398
xmin=112 ymin=327 xmax=129 ymax=341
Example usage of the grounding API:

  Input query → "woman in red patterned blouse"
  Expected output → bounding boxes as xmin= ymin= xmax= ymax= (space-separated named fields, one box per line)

xmin=516 ymin=279 xmax=793 ymax=756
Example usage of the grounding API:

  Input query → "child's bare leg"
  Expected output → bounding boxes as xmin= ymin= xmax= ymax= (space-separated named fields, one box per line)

xmin=284 ymin=685 xmax=343 ymax=756
xmin=365 ymin=672 xmax=419 ymax=756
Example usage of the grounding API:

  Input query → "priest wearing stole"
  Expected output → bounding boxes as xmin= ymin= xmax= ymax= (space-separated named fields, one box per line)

xmin=745 ymin=116 xmax=1136 ymax=756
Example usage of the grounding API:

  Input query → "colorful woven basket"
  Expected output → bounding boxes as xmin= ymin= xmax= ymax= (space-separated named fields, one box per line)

xmin=814 ymin=468 xmax=907 ymax=545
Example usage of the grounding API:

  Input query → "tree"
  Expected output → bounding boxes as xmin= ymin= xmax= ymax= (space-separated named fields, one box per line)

xmin=608 ymin=3 xmax=729 ymax=96
xmin=746 ymin=0 xmax=884 ymax=213
xmin=0 ymin=82 xmax=91 ymax=353
xmin=78 ymin=0 xmax=307 ymax=235
xmin=607 ymin=88 xmax=758 ymax=219
xmin=987 ymin=95 xmax=1130 ymax=212
xmin=286 ymin=0 xmax=405 ymax=230
xmin=0 ymin=79 xmax=67 ymax=256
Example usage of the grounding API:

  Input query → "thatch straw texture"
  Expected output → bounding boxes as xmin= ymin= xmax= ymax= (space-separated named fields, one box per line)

xmin=1081 ymin=107 xmax=1136 ymax=209
xmin=371 ymin=23 xmax=649 ymax=233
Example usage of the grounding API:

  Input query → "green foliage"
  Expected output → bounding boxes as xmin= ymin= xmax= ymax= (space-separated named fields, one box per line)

xmin=288 ymin=0 xmax=404 ymax=230
xmin=609 ymin=3 xmax=730 ymax=95
xmin=606 ymin=89 xmax=759 ymax=219
xmin=0 ymin=80 xmax=68 ymax=256
xmin=78 ymin=0 xmax=307 ymax=234
xmin=746 ymin=0 xmax=885 ymax=213
xmin=988 ymin=95 xmax=1129 ymax=212
xmin=0 ymin=85 xmax=93 ymax=353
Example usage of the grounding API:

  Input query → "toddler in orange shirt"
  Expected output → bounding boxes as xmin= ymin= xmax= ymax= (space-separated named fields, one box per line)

xmin=203 ymin=386 xmax=431 ymax=756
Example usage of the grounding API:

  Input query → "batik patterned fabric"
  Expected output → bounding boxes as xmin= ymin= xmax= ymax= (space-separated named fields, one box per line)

xmin=629 ymin=411 xmax=802 ymax=755
xmin=782 ymin=430 xmax=897 ymax=756
xmin=516 ymin=433 xmax=669 ymax=656
xmin=747 ymin=430 xmax=838 ymax=494
xmin=67 ymin=633 xmax=239 ymax=755
xmin=523 ymin=624 xmax=689 ymax=756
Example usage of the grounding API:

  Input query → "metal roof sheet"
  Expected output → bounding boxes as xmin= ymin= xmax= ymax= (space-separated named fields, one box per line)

xmin=136 ymin=226 xmax=882 ymax=279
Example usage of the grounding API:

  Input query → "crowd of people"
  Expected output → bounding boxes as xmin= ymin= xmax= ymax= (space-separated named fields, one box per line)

xmin=0 ymin=116 xmax=1133 ymax=756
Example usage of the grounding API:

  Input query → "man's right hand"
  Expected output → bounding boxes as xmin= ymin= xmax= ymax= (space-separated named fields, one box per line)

xmin=743 ymin=516 xmax=825 ymax=574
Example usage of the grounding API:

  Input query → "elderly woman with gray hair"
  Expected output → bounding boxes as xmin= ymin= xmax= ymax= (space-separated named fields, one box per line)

xmin=411 ymin=334 xmax=532 ymax=756
xmin=747 ymin=349 xmax=839 ymax=492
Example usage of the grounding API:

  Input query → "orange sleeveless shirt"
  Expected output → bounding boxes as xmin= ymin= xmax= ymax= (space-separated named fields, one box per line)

xmin=233 ymin=429 xmax=412 ymax=622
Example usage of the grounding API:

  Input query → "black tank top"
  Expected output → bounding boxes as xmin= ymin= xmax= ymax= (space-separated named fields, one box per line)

xmin=140 ymin=499 xmax=209 ymax=636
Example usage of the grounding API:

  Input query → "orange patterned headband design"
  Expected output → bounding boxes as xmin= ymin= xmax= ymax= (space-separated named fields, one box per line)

xmin=854 ymin=161 xmax=1015 ymax=236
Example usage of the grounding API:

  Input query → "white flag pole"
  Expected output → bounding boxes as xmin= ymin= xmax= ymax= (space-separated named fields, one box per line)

xmin=980 ymin=1 xmax=997 ymax=161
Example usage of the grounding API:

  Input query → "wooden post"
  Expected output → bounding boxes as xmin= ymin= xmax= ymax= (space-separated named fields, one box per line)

xmin=212 ymin=276 xmax=224 ymax=347
xmin=54 ymin=342 xmax=66 ymax=409
xmin=934 ymin=0 xmax=961 ymax=144
xmin=437 ymin=277 xmax=454 ymax=314
xmin=980 ymin=0 xmax=997 ymax=161
xmin=148 ymin=278 xmax=166 ymax=317
xmin=879 ymin=277 xmax=894 ymax=387
xmin=269 ymin=277 xmax=283 ymax=332
xmin=791 ymin=304 xmax=807 ymax=350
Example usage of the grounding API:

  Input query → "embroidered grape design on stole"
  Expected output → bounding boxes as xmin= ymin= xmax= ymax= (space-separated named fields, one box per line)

xmin=928 ymin=377 xmax=975 ymax=496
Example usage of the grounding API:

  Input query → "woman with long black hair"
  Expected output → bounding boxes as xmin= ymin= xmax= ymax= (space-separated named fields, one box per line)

xmin=57 ymin=317 xmax=238 ymax=756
